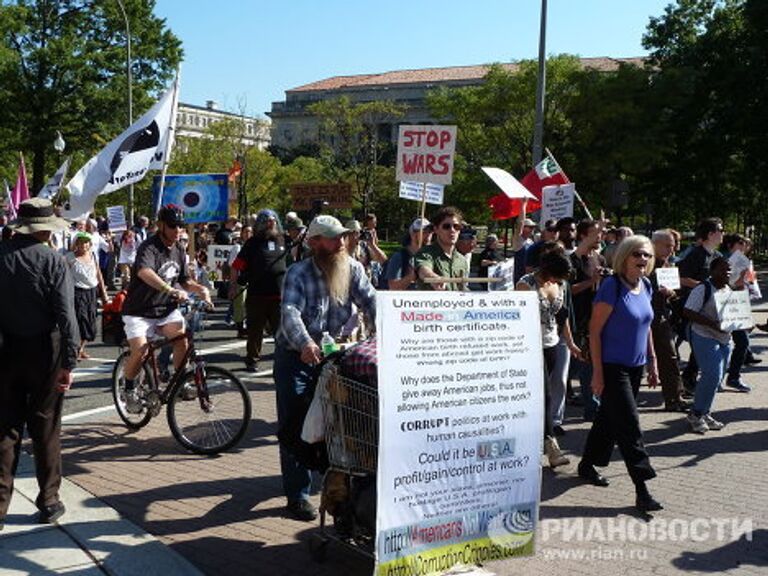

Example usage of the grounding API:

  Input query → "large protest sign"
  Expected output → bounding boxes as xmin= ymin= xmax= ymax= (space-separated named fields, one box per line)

xmin=396 ymin=125 xmax=457 ymax=185
xmin=375 ymin=291 xmax=544 ymax=575
xmin=207 ymin=244 xmax=235 ymax=282
xmin=399 ymin=181 xmax=445 ymax=205
xmin=540 ymin=183 xmax=575 ymax=223
xmin=152 ymin=174 xmax=228 ymax=223
xmin=715 ymin=289 xmax=754 ymax=331
xmin=107 ymin=205 xmax=127 ymax=232
xmin=289 ymin=182 xmax=353 ymax=210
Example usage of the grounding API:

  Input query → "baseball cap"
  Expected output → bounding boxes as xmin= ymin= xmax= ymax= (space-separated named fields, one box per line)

xmin=345 ymin=219 xmax=362 ymax=232
xmin=523 ymin=218 xmax=537 ymax=227
xmin=285 ymin=214 xmax=304 ymax=230
xmin=157 ymin=204 xmax=185 ymax=227
xmin=307 ymin=215 xmax=349 ymax=238
xmin=458 ymin=227 xmax=477 ymax=241
xmin=409 ymin=218 xmax=431 ymax=233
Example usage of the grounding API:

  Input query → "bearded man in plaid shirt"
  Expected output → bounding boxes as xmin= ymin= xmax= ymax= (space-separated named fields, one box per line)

xmin=274 ymin=215 xmax=376 ymax=521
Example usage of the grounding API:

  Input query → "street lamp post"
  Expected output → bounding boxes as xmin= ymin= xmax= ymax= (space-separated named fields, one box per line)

xmin=532 ymin=0 xmax=548 ymax=165
xmin=115 ymin=0 xmax=134 ymax=225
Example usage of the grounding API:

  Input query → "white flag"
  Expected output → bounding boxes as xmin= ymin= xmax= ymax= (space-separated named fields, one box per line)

xmin=64 ymin=80 xmax=178 ymax=220
xmin=38 ymin=157 xmax=71 ymax=200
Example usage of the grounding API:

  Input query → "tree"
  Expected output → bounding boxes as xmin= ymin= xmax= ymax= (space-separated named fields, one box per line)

xmin=0 ymin=0 xmax=182 ymax=192
xmin=427 ymin=58 xmax=585 ymax=224
xmin=307 ymin=96 xmax=405 ymax=216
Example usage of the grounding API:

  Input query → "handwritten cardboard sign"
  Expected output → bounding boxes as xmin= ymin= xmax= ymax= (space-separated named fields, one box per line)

xmin=655 ymin=267 xmax=681 ymax=291
xmin=715 ymin=289 xmax=754 ymax=331
xmin=396 ymin=125 xmax=457 ymax=185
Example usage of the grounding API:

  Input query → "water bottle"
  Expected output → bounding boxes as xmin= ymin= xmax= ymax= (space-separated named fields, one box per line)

xmin=321 ymin=331 xmax=336 ymax=356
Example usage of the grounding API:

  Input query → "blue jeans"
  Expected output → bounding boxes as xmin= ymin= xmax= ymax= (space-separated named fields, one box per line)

xmin=690 ymin=331 xmax=731 ymax=416
xmin=273 ymin=345 xmax=318 ymax=502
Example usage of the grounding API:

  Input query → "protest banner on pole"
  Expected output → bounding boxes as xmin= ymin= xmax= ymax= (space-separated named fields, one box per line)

xmin=107 ymin=205 xmax=127 ymax=232
xmin=152 ymin=174 xmax=229 ymax=223
xmin=396 ymin=125 xmax=457 ymax=186
xmin=399 ymin=181 xmax=444 ymax=205
xmin=715 ymin=289 xmax=754 ymax=331
xmin=207 ymin=244 xmax=235 ymax=282
xmin=289 ymin=182 xmax=353 ymax=210
xmin=655 ymin=267 xmax=681 ymax=291
xmin=540 ymin=183 xmax=575 ymax=224
xmin=375 ymin=291 xmax=544 ymax=575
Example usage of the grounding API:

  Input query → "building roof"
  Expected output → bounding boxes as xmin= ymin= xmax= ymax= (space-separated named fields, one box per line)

xmin=288 ymin=57 xmax=646 ymax=93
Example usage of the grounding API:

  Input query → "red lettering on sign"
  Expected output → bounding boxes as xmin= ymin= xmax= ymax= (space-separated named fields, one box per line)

xmin=435 ymin=154 xmax=450 ymax=174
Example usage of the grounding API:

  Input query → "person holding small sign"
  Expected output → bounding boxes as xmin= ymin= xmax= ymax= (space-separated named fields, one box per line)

xmin=414 ymin=206 xmax=469 ymax=291
xmin=683 ymin=257 xmax=736 ymax=434
xmin=649 ymin=229 xmax=690 ymax=412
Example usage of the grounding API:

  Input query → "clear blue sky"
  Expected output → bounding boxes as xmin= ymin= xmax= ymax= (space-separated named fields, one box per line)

xmin=154 ymin=0 xmax=672 ymax=119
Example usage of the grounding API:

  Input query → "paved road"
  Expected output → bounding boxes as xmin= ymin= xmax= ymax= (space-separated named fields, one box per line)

xmin=56 ymin=296 xmax=768 ymax=576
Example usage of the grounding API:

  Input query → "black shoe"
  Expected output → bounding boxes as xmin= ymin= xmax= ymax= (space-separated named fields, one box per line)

xmin=38 ymin=502 xmax=66 ymax=524
xmin=244 ymin=360 xmax=259 ymax=374
xmin=577 ymin=461 xmax=610 ymax=487
xmin=664 ymin=399 xmax=689 ymax=412
xmin=553 ymin=425 xmax=566 ymax=437
xmin=681 ymin=388 xmax=695 ymax=400
xmin=636 ymin=493 xmax=663 ymax=513
xmin=287 ymin=499 xmax=317 ymax=522
xmin=744 ymin=356 xmax=762 ymax=366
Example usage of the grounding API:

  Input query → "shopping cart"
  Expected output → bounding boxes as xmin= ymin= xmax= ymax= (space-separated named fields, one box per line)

xmin=310 ymin=346 xmax=378 ymax=563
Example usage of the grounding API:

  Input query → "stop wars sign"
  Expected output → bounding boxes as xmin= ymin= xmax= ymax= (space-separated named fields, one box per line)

xmin=396 ymin=125 xmax=457 ymax=186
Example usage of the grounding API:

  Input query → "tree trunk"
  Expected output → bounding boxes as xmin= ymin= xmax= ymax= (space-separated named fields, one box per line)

xmin=32 ymin=146 xmax=47 ymax=196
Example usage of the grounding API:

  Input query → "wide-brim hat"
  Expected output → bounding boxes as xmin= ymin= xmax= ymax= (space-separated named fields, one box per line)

xmin=10 ymin=198 xmax=70 ymax=234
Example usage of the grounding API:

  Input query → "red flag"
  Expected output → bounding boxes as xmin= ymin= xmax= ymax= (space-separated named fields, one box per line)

xmin=488 ymin=193 xmax=516 ymax=220
xmin=228 ymin=159 xmax=242 ymax=183
xmin=11 ymin=153 xmax=29 ymax=211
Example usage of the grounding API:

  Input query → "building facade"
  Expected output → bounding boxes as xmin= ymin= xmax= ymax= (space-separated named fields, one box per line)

xmin=177 ymin=101 xmax=270 ymax=150
xmin=268 ymin=58 xmax=644 ymax=150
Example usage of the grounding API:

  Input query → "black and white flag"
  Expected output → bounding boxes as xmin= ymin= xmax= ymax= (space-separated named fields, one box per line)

xmin=65 ymin=79 xmax=178 ymax=220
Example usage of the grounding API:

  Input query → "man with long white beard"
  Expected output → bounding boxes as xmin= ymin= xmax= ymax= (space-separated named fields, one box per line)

xmin=273 ymin=215 xmax=376 ymax=521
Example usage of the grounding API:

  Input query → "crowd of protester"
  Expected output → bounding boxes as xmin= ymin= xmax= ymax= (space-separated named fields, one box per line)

xmin=0 ymin=198 xmax=763 ymax=525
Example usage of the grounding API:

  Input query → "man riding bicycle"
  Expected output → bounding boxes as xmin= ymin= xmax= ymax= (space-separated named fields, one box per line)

xmin=120 ymin=205 xmax=212 ymax=412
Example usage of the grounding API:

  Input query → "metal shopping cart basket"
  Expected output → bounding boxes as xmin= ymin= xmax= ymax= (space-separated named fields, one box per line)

xmin=310 ymin=353 xmax=378 ymax=563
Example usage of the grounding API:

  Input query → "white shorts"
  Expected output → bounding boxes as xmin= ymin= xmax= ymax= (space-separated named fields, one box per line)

xmin=123 ymin=309 xmax=186 ymax=341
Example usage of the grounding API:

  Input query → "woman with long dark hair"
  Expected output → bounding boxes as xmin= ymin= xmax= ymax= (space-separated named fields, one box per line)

xmin=517 ymin=247 xmax=581 ymax=468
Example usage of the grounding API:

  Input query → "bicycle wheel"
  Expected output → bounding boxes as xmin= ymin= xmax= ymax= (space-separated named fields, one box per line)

xmin=111 ymin=350 xmax=154 ymax=429
xmin=167 ymin=366 xmax=252 ymax=455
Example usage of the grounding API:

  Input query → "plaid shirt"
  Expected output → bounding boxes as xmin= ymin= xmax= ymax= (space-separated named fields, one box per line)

xmin=277 ymin=257 xmax=376 ymax=352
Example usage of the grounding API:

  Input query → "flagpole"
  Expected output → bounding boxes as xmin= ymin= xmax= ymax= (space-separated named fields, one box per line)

xmin=544 ymin=147 xmax=593 ymax=220
xmin=155 ymin=69 xmax=181 ymax=218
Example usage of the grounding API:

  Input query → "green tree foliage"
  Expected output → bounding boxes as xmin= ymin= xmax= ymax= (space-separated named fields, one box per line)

xmin=166 ymin=117 xmax=285 ymax=218
xmin=427 ymin=57 xmax=584 ymax=224
xmin=307 ymin=96 xmax=405 ymax=215
xmin=0 ymin=0 xmax=181 ymax=192
xmin=643 ymin=0 xmax=767 ymax=230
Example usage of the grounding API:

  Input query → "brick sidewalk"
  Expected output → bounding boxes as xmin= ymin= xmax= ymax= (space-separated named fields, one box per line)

xmin=59 ymin=342 xmax=768 ymax=576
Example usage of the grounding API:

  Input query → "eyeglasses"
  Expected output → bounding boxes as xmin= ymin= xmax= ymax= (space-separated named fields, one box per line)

xmin=440 ymin=223 xmax=463 ymax=231
xmin=632 ymin=251 xmax=652 ymax=260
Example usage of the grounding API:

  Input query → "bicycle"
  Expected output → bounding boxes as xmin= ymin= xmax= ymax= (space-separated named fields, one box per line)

xmin=111 ymin=299 xmax=252 ymax=455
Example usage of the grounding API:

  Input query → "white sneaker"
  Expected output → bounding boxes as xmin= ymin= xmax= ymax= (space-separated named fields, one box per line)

xmin=686 ymin=412 xmax=708 ymax=434
xmin=124 ymin=388 xmax=143 ymax=414
xmin=702 ymin=413 xmax=725 ymax=430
